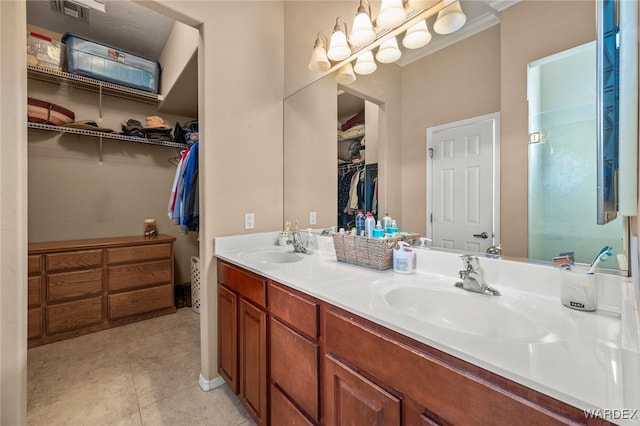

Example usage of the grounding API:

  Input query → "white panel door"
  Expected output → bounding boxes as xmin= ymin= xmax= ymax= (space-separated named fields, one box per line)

xmin=428 ymin=114 xmax=499 ymax=253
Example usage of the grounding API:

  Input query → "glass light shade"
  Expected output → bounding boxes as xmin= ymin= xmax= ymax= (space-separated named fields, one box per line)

xmin=308 ymin=45 xmax=331 ymax=73
xmin=349 ymin=12 xmax=376 ymax=46
xmin=377 ymin=0 xmax=406 ymax=29
xmin=402 ymin=20 xmax=432 ymax=49
xmin=354 ymin=51 xmax=377 ymax=75
xmin=327 ymin=30 xmax=351 ymax=61
xmin=433 ymin=1 xmax=467 ymax=35
xmin=335 ymin=62 xmax=357 ymax=84
xmin=376 ymin=37 xmax=402 ymax=63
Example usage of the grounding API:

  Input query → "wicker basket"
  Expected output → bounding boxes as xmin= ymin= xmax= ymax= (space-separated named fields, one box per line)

xmin=332 ymin=234 xmax=402 ymax=271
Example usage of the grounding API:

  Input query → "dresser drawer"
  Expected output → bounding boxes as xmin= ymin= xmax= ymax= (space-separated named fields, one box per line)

xmin=28 ymin=308 xmax=42 ymax=339
xmin=108 ymin=283 xmax=174 ymax=320
xmin=269 ymin=282 xmax=319 ymax=340
xmin=28 ymin=255 xmax=42 ymax=275
xmin=46 ymin=297 xmax=103 ymax=334
xmin=46 ymin=249 xmax=102 ymax=272
xmin=106 ymin=243 xmax=172 ymax=264
xmin=107 ymin=259 xmax=172 ymax=292
xmin=28 ymin=276 xmax=42 ymax=308
xmin=47 ymin=268 xmax=103 ymax=303
xmin=218 ymin=261 xmax=266 ymax=309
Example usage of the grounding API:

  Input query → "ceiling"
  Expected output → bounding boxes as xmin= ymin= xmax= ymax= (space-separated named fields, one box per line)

xmin=26 ymin=0 xmax=175 ymax=62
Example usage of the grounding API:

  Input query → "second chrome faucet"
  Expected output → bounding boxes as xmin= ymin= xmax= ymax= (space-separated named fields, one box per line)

xmin=455 ymin=255 xmax=501 ymax=296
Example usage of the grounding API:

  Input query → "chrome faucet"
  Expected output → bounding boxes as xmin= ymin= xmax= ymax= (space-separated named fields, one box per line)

xmin=289 ymin=230 xmax=307 ymax=254
xmin=455 ymin=255 xmax=501 ymax=296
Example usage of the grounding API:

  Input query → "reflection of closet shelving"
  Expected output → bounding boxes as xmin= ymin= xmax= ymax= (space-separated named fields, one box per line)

xmin=27 ymin=65 xmax=189 ymax=149
xmin=27 ymin=64 xmax=162 ymax=104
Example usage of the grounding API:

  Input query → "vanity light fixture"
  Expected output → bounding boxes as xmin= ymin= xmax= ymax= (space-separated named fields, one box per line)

xmin=349 ymin=0 xmax=376 ymax=47
xmin=376 ymin=36 xmax=402 ymax=63
xmin=402 ymin=19 xmax=432 ymax=49
xmin=433 ymin=0 xmax=466 ymax=35
xmin=327 ymin=17 xmax=351 ymax=61
xmin=308 ymin=0 xmax=466 ymax=80
xmin=354 ymin=51 xmax=377 ymax=74
xmin=336 ymin=62 xmax=357 ymax=84
xmin=308 ymin=32 xmax=331 ymax=72
xmin=377 ymin=0 xmax=406 ymax=30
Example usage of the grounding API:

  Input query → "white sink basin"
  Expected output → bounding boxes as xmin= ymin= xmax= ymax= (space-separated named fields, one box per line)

xmin=381 ymin=282 xmax=576 ymax=343
xmin=238 ymin=249 xmax=304 ymax=264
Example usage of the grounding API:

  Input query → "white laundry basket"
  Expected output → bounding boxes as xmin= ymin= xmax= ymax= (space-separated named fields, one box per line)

xmin=190 ymin=256 xmax=201 ymax=313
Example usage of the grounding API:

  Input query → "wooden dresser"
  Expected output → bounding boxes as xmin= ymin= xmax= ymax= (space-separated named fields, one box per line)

xmin=28 ymin=234 xmax=176 ymax=348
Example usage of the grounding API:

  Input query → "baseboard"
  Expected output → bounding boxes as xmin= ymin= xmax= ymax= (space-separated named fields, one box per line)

xmin=199 ymin=373 xmax=225 ymax=391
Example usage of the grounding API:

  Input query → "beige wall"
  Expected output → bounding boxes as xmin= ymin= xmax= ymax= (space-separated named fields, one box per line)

xmin=400 ymin=25 xmax=501 ymax=235
xmin=0 ymin=2 xmax=28 ymax=424
xmin=284 ymin=76 xmax=337 ymax=229
xmin=500 ymin=0 xmax=595 ymax=257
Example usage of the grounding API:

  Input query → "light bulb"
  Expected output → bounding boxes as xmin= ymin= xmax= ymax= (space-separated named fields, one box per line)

xmin=402 ymin=20 xmax=432 ymax=49
xmin=376 ymin=37 xmax=402 ymax=63
xmin=354 ymin=51 xmax=377 ymax=75
xmin=377 ymin=0 xmax=406 ymax=29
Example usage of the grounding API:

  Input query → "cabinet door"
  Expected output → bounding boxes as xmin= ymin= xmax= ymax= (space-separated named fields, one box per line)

xmin=324 ymin=354 xmax=401 ymax=426
xmin=239 ymin=298 xmax=268 ymax=426
xmin=270 ymin=317 xmax=319 ymax=421
xmin=271 ymin=383 xmax=314 ymax=426
xmin=218 ymin=284 xmax=238 ymax=393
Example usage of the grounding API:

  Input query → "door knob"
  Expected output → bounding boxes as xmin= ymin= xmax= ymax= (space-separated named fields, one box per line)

xmin=473 ymin=232 xmax=489 ymax=239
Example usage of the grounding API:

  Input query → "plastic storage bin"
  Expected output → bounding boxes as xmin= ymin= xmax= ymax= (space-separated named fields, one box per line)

xmin=27 ymin=32 xmax=62 ymax=71
xmin=61 ymin=33 xmax=160 ymax=93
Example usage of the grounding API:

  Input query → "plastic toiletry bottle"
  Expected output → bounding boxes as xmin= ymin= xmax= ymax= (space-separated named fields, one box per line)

xmin=382 ymin=213 xmax=392 ymax=234
xmin=355 ymin=210 xmax=365 ymax=236
xmin=364 ymin=212 xmax=375 ymax=238
xmin=393 ymin=241 xmax=416 ymax=274
xmin=388 ymin=219 xmax=399 ymax=235
xmin=373 ymin=220 xmax=384 ymax=238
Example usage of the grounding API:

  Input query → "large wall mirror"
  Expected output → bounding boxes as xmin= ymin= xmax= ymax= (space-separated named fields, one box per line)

xmin=283 ymin=0 xmax=630 ymax=272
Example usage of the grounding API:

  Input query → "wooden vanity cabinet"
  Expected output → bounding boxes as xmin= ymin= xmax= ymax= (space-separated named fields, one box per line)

xmin=322 ymin=306 xmax=611 ymax=426
xmin=268 ymin=282 xmax=320 ymax=425
xmin=217 ymin=260 xmax=268 ymax=426
xmin=28 ymin=235 xmax=175 ymax=347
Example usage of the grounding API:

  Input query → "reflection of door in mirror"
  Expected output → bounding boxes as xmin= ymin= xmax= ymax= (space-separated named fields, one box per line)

xmin=527 ymin=41 xmax=625 ymax=271
xmin=427 ymin=113 xmax=500 ymax=253
xmin=337 ymin=90 xmax=379 ymax=230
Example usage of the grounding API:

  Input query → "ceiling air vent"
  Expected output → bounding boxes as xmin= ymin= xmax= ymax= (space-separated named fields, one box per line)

xmin=51 ymin=0 xmax=106 ymax=21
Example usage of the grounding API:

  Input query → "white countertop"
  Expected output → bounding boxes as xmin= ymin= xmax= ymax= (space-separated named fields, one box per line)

xmin=215 ymin=232 xmax=640 ymax=425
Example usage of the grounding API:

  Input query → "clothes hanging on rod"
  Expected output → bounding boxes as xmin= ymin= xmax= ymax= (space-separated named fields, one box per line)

xmin=168 ymin=141 xmax=199 ymax=232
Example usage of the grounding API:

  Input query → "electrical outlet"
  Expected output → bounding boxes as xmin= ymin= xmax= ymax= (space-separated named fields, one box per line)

xmin=244 ymin=213 xmax=255 ymax=230
xmin=309 ymin=211 xmax=317 ymax=225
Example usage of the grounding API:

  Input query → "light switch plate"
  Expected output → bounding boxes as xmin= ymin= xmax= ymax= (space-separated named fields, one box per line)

xmin=310 ymin=211 xmax=317 ymax=225
xmin=244 ymin=213 xmax=254 ymax=230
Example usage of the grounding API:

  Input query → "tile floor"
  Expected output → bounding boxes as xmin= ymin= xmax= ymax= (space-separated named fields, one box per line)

xmin=27 ymin=308 xmax=255 ymax=426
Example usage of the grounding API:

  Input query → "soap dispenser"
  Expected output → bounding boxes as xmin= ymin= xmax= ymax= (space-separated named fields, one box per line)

xmin=393 ymin=241 xmax=416 ymax=274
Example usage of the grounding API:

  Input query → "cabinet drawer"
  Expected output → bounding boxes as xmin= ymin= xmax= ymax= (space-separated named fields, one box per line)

xmin=46 ymin=297 xmax=103 ymax=334
xmin=108 ymin=283 xmax=174 ymax=320
xmin=28 ymin=308 xmax=42 ymax=339
xmin=46 ymin=249 xmax=102 ymax=272
xmin=28 ymin=255 xmax=42 ymax=274
xmin=107 ymin=259 xmax=172 ymax=292
xmin=269 ymin=282 xmax=318 ymax=340
xmin=106 ymin=243 xmax=172 ymax=264
xmin=218 ymin=261 xmax=266 ymax=309
xmin=28 ymin=276 xmax=42 ymax=308
xmin=47 ymin=268 xmax=103 ymax=303
xmin=270 ymin=317 xmax=319 ymax=421
xmin=271 ymin=384 xmax=314 ymax=426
